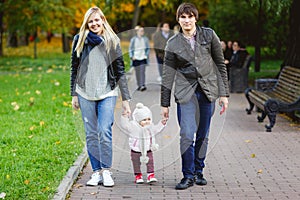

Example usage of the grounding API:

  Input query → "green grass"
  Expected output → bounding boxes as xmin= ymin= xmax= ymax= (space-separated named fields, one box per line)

xmin=248 ymin=59 xmax=282 ymax=86
xmin=0 ymin=38 xmax=85 ymax=199
xmin=245 ymin=46 xmax=283 ymax=86
xmin=0 ymin=54 xmax=69 ymax=72
xmin=0 ymin=36 xmax=133 ymax=199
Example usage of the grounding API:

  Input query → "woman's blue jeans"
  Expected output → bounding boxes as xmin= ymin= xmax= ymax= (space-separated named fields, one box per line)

xmin=78 ymin=95 xmax=117 ymax=171
xmin=177 ymin=91 xmax=215 ymax=179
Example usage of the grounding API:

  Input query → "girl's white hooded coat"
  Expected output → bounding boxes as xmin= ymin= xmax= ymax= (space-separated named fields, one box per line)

xmin=120 ymin=116 xmax=165 ymax=163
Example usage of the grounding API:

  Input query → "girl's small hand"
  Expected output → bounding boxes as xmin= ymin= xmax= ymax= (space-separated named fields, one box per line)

xmin=161 ymin=118 xmax=168 ymax=125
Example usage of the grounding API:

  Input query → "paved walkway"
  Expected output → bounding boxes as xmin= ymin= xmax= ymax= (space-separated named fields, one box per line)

xmin=67 ymin=50 xmax=300 ymax=200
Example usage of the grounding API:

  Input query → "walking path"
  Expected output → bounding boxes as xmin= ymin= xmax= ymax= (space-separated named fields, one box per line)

xmin=65 ymin=50 xmax=300 ymax=200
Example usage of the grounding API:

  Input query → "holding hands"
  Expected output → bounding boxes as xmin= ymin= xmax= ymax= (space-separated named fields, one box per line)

xmin=122 ymin=100 xmax=131 ymax=117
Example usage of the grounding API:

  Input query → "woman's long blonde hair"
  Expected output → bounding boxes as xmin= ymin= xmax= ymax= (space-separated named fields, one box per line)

xmin=75 ymin=7 xmax=120 ymax=57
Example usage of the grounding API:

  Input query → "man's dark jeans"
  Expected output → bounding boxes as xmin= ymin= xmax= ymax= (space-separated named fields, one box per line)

xmin=177 ymin=90 xmax=215 ymax=179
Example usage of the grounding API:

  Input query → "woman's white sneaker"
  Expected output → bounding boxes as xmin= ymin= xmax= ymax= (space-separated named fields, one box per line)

xmin=102 ymin=170 xmax=114 ymax=187
xmin=86 ymin=171 xmax=102 ymax=186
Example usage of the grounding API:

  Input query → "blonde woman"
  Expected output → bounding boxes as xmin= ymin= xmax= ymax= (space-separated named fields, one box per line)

xmin=70 ymin=7 xmax=131 ymax=187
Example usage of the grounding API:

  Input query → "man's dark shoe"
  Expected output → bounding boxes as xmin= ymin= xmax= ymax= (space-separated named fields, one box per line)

xmin=194 ymin=173 xmax=207 ymax=185
xmin=140 ymin=86 xmax=147 ymax=91
xmin=137 ymin=86 xmax=147 ymax=91
xmin=175 ymin=178 xmax=194 ymax=190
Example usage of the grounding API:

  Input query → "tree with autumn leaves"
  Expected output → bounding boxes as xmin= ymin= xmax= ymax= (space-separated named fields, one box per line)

xmin=0 ymin=0 xmax=299 ymax=70
xmin=0 ymin=0 xmax=207 ymax=56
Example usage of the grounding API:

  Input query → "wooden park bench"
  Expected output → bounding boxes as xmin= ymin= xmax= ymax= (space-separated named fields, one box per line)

xmin=245 ymin=66 xmax=300 ymax=132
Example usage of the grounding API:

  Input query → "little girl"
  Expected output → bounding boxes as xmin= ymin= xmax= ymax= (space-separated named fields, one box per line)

xmin=120 ymin=103 xmax=167 ymax=184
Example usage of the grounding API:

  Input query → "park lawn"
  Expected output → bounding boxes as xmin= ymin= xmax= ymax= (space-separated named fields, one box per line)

xmin=245 ymin=46 xmax=282 ymax=85
xmin=0 ymin=68 xmax=85 ymax=199
xmin=248 ymin=59 xmax=282 ymax=86
xmin=0 ymin=38 xmax=85 ymax=199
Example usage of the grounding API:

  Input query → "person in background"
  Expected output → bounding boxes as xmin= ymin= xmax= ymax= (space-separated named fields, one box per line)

xmin=229 ymin=40 xmax=249 ymax=69
xmin=161 ymin=2 xmax=229 ymax=190
xmin=129 ymin=26 xmax=150 ymax=91
xmin=120 ymin=103 xmax=167 ymax=184
xmin=153 ymin=22 xmax=174 ymax=82
xmin=70 ymin=6 xmax=131 ymax=187
xmin=227 ymin=40 xmax=233 ymax=52
xmin=221 ymin=40 xmax=232 ymax=79
xmin=221 ymin=40 xmax=232 ymax=63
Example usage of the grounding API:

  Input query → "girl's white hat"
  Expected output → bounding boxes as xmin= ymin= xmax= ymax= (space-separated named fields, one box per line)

xmin=133 ymin=103 xmax=152 ymax=122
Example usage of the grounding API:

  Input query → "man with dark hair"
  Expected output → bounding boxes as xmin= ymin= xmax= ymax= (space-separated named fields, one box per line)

xmin=161 ymin=2 xmax=229 ymax=190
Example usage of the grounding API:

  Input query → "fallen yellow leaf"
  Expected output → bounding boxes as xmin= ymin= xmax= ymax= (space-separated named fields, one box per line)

xmin=35 ymin=90 xmax=41 ymax=95
xmin=13 ymin=104 xmax=20 ymax=111
xmin=29 ymin=126 xmax=36 ymax=131
xmin=42 ymin=186 xmax=50 ymax=192
xmin=46 ymin=69 xmax=53 ymax=73
xmin=257 ymin=169 xmax=263 ymax=174
xmin=24 ymin=179 xmax=30 ymax=185
xmin=251 ymin=154 xmax=256 ymax=158
xmin=74 ymin=183 xmax=83 ymax=188
xmin=55 ymin=141 xmax=61 ymax=145
xmin=245 ymin=140 xmax=252 ymax=143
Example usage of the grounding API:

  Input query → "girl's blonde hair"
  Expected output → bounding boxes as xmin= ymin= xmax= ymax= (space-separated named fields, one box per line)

xmin=75 ymin=7 xmax=120 ymax=57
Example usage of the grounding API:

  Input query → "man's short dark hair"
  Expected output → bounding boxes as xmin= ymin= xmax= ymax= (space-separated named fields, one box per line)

xmin=176 ymin=3 xmax=199 ymax=21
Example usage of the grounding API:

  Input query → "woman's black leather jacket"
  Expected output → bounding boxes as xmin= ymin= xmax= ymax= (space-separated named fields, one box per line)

xmin=70 ymin=34 xmax=131 ymax=101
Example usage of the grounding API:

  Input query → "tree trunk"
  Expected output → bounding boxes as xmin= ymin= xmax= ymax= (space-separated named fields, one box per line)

xmin=62 ymin=33 xmax=70 ymax=53
xmin=7 ymin=31 xmax=18 ymax=47
xmin=132 ymin=0 xmax=141 ymax=29
xmin=254 ymin=0 xmax=263 ymax=72
xmin=0 ymin=2 xmax=3 ymax=57
xmin=33 ymin=29 xmax=38 ymax=59
xmin=282 ymin=0 xmax=300 ymax=69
